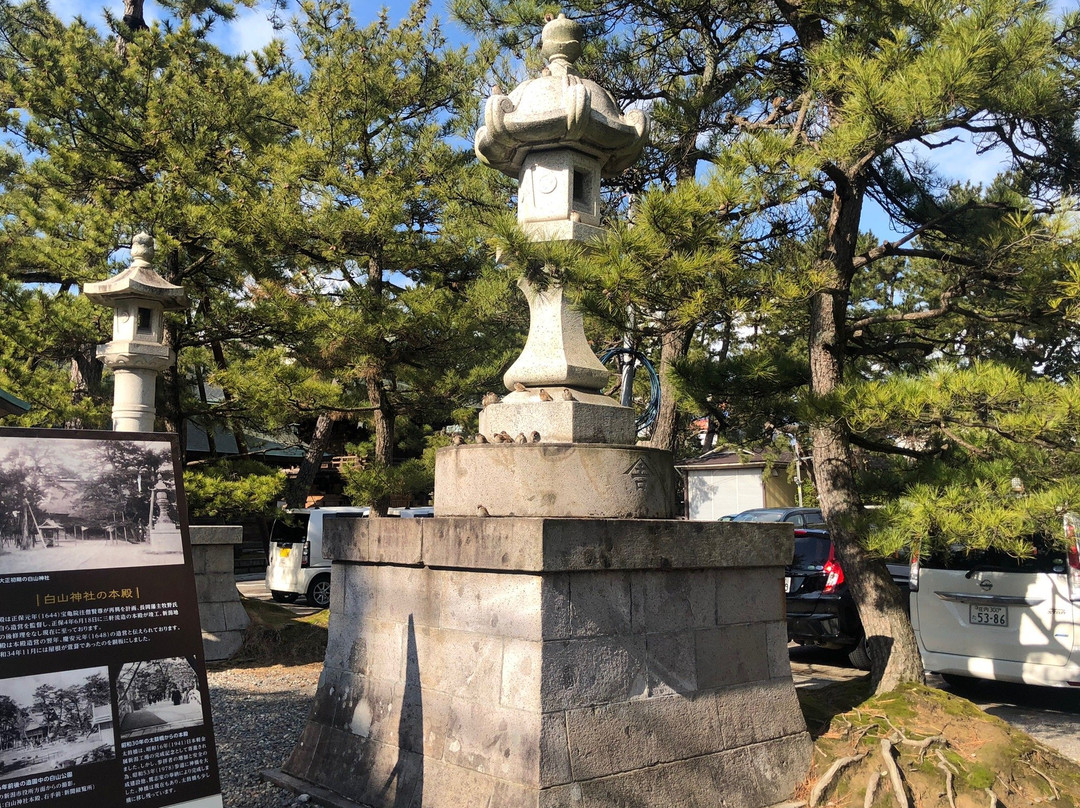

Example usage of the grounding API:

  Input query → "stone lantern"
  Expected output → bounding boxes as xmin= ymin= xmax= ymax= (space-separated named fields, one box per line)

xmin=268 ymin=15 xmax=811 ymax=808
xmin=84 ymin=232 xmax=187 ymax=432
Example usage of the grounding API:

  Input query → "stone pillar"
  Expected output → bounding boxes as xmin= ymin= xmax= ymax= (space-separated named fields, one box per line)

xmin=189 ymin=525 xmax=249 ymax=660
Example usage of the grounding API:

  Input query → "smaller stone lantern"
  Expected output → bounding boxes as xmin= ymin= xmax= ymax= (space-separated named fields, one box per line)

xmin=84 ymin=233 xmax=187 ymax=432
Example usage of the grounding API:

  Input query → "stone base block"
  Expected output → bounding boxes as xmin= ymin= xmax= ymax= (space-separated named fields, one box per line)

xmin=277 ymin=518 xmax=811 ymax=808
xmin=434 ymin=444 xmax=675 ymax=518
xmin=480 ymin=395 xmax=636 ymax=445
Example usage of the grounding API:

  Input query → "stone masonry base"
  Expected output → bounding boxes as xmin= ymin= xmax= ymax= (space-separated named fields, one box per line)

xmin=271 ymin=518 xmax=811 ymax=807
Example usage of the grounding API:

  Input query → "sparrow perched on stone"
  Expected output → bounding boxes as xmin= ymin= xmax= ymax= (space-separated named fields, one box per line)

xmin=482 ymin=391 xmax=499 ymax=407
xmin=538 ymin=388 xmax=553 ymax=402
xmin=513 ymin=381 xmax=527 ymax=392
xmin=495 ymin=431 xmax=514 ymax=443
xmin=530 ymin=431 xmax=541 ymax=443
xmin=451 ymin=433 xmax=465 ymax=445
xmin=477 ymin=504 xmax=490 ymax=517
xmin=515 ymin=433 xmax=527 ymax=444
xmin=474 ymin=433 xmax=488 ymax=444
xmin=562 ymin=388 xmax=576 ymax=401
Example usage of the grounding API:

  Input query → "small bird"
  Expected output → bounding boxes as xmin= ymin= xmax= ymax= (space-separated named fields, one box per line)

xmin=562 ymin=388 xmax=576 ymax=401
xmin=482 ymin=391 xmax=499 ymax=407
xmin=514 ymin=433 xmax=527 ymax=444
xmin=474 ymin=433 xmax=489 ymax=444
xmin=513 ymin=381 xmax=527 ymax=393
xmin=538 ymin=388 xmax=553 ymax=402
xmin=477 ymin=504 xmax=490 ymax=517
xmin=451 ymin=433 xmax=465 ymax=445
xmin=495 ymin=431 xmax=514 ymax=443
xmin=530 ymin=431 xmax=541 ymax=443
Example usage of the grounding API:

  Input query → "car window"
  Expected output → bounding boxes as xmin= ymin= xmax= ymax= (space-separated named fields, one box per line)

xmin=791 ymin=514 xmax=805 ymax=526
xmin=733 ymin=511 xmax=785 ymax=523
xmin=270 ymin=513 xmax=308 ymax=545
xmin=920 ymin=536 xmax=1068 ymax=573
xmin=792 ymin=535 xmax=831 ymax=568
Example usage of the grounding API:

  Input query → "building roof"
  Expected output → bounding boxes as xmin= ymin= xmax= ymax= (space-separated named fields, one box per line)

xmin=0 ymin=387 xmax=30 ymax=417
xmin=676 ymin=449 xmax=793 ymax=470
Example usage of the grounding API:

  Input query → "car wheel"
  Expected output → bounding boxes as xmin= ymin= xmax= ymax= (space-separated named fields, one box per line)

xmin=271 ymin=590 xmax=299 ymax=604
xmin=847 ymin=638 xmax=872 ymax=670
xmin=307 ymin=575 xmax=331 ymax=609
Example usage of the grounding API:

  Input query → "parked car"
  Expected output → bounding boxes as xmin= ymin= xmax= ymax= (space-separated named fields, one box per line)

xmin=265 ymin=507 xmax=369 ymax=608
xmin=786 ymin=528 xmax=871 ymax=668
xmin=786 ymin=528 xmax=909 ymax=669
xmin=909 ymin=517 xmax=1080 ymax=688
xmin=732 ymin=507 xmax=824 ymax=527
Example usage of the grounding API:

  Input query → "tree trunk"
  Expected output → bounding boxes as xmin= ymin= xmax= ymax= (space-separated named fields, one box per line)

xmin=647 ymin=325 xmax=694 ymax=452
xmin=285 ymin=411 xmax=335 ymax=509
xmin=809 ymin=179 xmax=923 ymax=693
xmin=68 ymin=347 xmax=103 ymax=429
xmin=365 ymin=364 xmax=394 ymax=517
xmin=160 ymin=319 xmax=185 ymax=458
xmin=204 ymin=296 xmax=248 ymax=455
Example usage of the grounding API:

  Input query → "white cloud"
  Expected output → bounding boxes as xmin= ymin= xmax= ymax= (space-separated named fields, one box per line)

xmin=213 ymin=4 xmax=279 ymax=56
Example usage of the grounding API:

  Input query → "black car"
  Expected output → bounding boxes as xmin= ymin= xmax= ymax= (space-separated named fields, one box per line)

xmin=785 ymin=528 xmax=910 ymax=669
xmin=731 ymin=507 xmax=824 ymax=527
xmin=785 ymin=529 xmax=869 ymax=667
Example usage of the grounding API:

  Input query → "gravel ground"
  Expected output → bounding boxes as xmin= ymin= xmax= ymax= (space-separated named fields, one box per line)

xmin=208 ymin=662 xmax=323 ymax=808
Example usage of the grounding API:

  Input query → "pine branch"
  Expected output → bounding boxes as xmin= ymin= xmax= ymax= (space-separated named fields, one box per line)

xmin=848 ymin=432 xmax=939 ymax=459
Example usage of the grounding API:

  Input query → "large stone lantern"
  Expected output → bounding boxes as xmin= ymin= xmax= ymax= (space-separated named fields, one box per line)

xmin=84 ymin=232 xmax=187 ymax=432
xmin=268 ymin=14 xmax=810 ymax=808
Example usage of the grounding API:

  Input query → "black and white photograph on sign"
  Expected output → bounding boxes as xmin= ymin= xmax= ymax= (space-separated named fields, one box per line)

xmin=0 ymin=434 xmax=182 ymax=575
xmin=0 ymin=666 xmax=116 ymax=782
xmin=115 ymin=657 xmax=204 ymax=740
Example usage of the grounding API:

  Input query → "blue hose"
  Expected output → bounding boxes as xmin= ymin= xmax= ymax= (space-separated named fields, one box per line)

xmin=599 ymin=347 xmax=661 ymax=433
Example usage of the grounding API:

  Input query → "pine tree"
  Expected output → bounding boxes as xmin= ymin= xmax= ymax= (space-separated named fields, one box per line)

xmin=0 ymin=0 xmax=287 ymax=452
xmin=210 ymin=0 xmax=513 ymax=512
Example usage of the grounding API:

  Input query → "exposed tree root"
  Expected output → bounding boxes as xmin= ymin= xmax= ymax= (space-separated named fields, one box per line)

xmin=809 ymin=753 xmax=867 ymax=807
xmin=934 ymin=750 xmax=956 ymax=808
xmin=880 ymin=739 xmax=910 ymax=808
xmin=986 ymin=787 xmax=1000 ymax=807
xmin=1022 ymin=759 xmax=1060 ymax=800
xmin=863 ymin=770 xmax=881 ymax=808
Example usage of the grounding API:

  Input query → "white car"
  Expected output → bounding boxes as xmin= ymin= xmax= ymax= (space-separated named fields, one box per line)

xmin=265 ymin=507 xmax=368 ymax=608
xmin=910 ymin=515 xmax=1080 ymax=687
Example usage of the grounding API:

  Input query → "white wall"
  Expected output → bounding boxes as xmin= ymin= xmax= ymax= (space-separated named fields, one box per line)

xmin=686 ymin=468 xmax=765 ymax=520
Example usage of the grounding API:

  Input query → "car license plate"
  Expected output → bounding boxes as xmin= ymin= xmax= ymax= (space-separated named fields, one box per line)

xmin=279 ymin=547 xmax=290 ymax=558
xmin=785 ymin=576 xmax=792 ymax=593
xmin=970 ymin=604 xmax=1007 ymax=627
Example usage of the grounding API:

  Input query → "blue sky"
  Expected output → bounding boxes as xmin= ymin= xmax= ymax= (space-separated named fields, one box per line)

xmin=57 ymin=0 xmax=426 ymax=56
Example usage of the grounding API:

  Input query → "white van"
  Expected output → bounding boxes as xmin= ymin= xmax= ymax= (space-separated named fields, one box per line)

xmin=265 ymin=507 xmax=368 ymax=608
xmin=909 ymin=515 xmax=1080 ymax=687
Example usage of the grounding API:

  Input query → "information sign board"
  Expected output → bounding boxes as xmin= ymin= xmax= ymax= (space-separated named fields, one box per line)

xmin=0 ymin=428 xmax=222 ymax=808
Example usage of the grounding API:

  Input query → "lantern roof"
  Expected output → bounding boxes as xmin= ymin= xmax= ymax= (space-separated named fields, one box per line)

xmin=474 ymin=14 xmax=648 ymax=178
xmin=83 ymin=232 xmax=187 ymax=310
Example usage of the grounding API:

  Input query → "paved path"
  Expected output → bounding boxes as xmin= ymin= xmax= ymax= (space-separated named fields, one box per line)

xmin=235 ymin=577 xmax=321 ymax=616
xmin=788 ymin=644 xmax=1080 ymax=763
